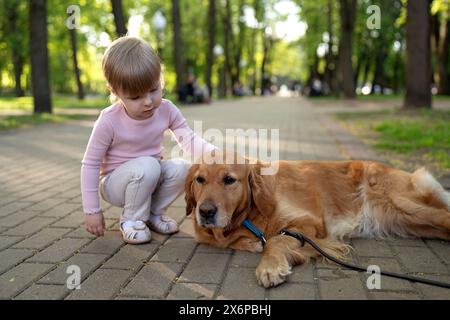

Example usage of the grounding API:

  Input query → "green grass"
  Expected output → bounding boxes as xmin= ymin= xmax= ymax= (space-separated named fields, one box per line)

xmin=0 ymin=95 xmax=109 ymax=111
xmin=0 ymin=113 xmax=96 ymax=131
xmin=336 ymin=108 xmax=450 ymax=170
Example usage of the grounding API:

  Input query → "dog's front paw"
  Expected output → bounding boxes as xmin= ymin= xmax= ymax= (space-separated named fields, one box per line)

xmin=256 ymin=255 xmax=292 ymax=288
xmin=231 ymin=238 xmax=264 ymax=253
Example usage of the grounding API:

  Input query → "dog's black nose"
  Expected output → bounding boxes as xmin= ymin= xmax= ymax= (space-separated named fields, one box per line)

xmin=199 ymin=201 xmax=217 ymax=220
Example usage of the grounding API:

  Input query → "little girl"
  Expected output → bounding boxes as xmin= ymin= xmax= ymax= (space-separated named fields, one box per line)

xmin=81 ymin=36 xmax=215 ymax=244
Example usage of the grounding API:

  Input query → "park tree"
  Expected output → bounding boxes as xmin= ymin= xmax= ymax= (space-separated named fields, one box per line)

xmin=29 ymin=0 xmax=52 ymax=114
xmin=431 ymin=0 xmax=450 ymax=95
xmin=404 ymin=0 xmax=432 ymax=109
xmin=205 ymin=0 xmax=216 ymax=97
xmin=68 ymin=14 xmax=85 ymax=100
xmin=111 ymin=0 xmax=128 ymax=36
xmin=4 ymin=1 xmax=27 ymax=97
xmin=338 ymin=0 xmax=357 ymax=98
xmin=171 ymin=0 xmax=187 ymax=97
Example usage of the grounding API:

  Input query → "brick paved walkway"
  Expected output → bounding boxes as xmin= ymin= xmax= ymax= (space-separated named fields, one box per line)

xmin=0 ymin=96 xmax=449 ymax=300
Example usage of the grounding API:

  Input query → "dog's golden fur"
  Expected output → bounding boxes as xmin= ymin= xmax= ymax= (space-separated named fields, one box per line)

xmin=184 ymin=151 xmax=450 ymax=288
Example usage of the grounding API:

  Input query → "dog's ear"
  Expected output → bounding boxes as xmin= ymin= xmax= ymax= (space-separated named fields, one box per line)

xmin=248 ymin=162 xmax=276 ymax=217
xmin=184 ymin=164 xmax=199 ymax=216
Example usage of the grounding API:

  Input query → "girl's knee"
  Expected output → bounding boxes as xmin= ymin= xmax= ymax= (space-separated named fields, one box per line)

xmin=163 ymin=159 xmax=190 ymax=182
xmin=132 ymin=156 xmax=161 ymax=181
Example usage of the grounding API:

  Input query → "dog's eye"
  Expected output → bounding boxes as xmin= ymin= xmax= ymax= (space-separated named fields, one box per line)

xmin=196 ymin=176 xmax=205 ymax=184
xmin=223 ymin=176 xmax=236 ymax=185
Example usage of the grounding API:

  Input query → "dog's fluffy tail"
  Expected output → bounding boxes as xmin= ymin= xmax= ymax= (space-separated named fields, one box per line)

xmin=411 ymin=167 xmax=450 ymax=210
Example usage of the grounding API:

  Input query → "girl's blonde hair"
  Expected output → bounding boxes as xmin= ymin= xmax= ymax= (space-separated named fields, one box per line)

xmin=102 ymin=36 xmax=161 ymax=98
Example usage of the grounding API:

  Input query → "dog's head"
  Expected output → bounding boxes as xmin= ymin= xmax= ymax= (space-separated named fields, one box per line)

xmin=184 ymin=151 xmax=276 ymax=231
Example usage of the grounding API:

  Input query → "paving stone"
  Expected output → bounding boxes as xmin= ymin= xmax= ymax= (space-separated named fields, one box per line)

xmin=27 ymin=238 xmax=91 ymax=263
xmin=166 ymin=206 xmax=186 ymax=223
xmin=217 ymin=267 xmax=266 ymax=300
xmin=80 ymin=231 xmax=124 ymax=255
xmin=359 ymin=257 xmax=415 ymax=291
xmin=0 ymin=196 xmax=16 ymax=207
xmin=14 ymin=284 xmax=70 ymax=300
xmin=151 ymin=238 xmax=197 ymax=263
xmin=53 ymin=189 xmax=82 ymax=200
xmin=229 ymin=251 xmax=261 ymax=268
xmin=102 ymin=243 xmax=159 ymax=270
xmin=149 ymin=231 xmax=169 ymax=243
xmin=39 ymin=203 xmax=80 ymax=218
xmin=51 ymin=211 xmax=84 ymax=228
xmin=120 ymin=262 xmax=184 ymax=298
xmin=3 ymin=216 xmax=57 ymax=236
xmin=0 ymin=235 xmax=24 ymax=250
xmin=0 ymin=263 xmax=54 ymax=299
xmin=351 ymin=238 xmax=393 ymax=257
xmin=38 ymin=253 xmax=108 ymax=285
xmin=0 ymin=210 xmax=39 ymax=228
xmin=179 ymin=253 xmax=230 ymax=284
xmin=196 ymin=244 xmax=233 ymax=254
xmin=0 ymin=202 xmax=34 ymax=217
xmin=392 ymin=246 xmax=448 ymax=274
xmin=268 ymin=282 xmax=316 ymax=300
xmin=172 ymin=218 xmax=195 ymax=238
xmin=66 ymin=268 xmax=133 ymax=300
xmin=317 ymin=269 xmax=367 ymax=300
xmin=103 ymin=208 xmax=121 ymax=220
xmin=167 ymin=283 xmax=217 ymax=300
xmin=0 ymin=249 xmax=35 ymax=274
xmin=63 ymin=226 xmax=96 ymax=239
xmin=25 ymin=198 xmax=66 ymax=212
xmin=171 ymin=195 xmax=186 ymax=208
xmin=425 ymin=239 xmax=450 ymax=263
xmin=389 ymin=238 xmax=427 ymax=247
xmin=415 ymin=275 xmax=450 ymax=299
xmin=288 ymin=263 xmax=315 ymax=283
xmin=13 ymin=227 xmax=72 ymax=250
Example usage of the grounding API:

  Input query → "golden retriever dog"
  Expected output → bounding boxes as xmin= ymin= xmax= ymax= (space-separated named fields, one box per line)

xmin=184 ymin=151 xmax=450 ymax=288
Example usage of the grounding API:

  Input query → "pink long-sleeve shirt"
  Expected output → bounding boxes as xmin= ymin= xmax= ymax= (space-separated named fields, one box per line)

xmin=81 ymin=99 xmax=215 ymax=214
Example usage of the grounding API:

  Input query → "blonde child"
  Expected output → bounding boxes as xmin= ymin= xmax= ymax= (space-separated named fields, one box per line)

xmin=81 ymin=36 xmax=215 ymax=244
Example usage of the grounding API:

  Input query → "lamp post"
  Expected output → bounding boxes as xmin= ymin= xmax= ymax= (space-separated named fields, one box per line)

xmin=214 ymin=44 xmax=226 ymax=98
xmin=152 ymin=10 xmax=167 ymax=59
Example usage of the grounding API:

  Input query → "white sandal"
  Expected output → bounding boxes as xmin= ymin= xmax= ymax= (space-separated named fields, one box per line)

xmin=120 ymin=220 xmax=152 ymax=244
xmin=147 ymin=214 xmax=179 ymax=235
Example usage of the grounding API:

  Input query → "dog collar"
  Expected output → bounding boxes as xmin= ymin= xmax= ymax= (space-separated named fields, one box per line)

xmin=242 ymin=219 xmax=266 ymax=246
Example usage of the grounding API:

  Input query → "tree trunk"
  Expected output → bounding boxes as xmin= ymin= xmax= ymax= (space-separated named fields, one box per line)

xmin=171 ymin=0 xmax=186 ymax=96
xmin=222 ymin=0 xmax=234 ymax=93
xmin=338 ymin=0 xmax=357 ymax=98
xmin=206 ymin=0 xmax=216 ymax=98
xmin=6 ymin=1 xmax=25 ymax=97
xmin=233 ymin=0 xmax=245 ymax=85
xmin=371 ymin=35 xmax=387 ymax=94
xmin=393 ymin=48 xmax=402 ymax=94
xmin=435 ymin=11 xmax=450 ymax=95
xmin=260 ymin=32 xmax=272 ymax=95
xmin=111 ymin=0 xmax=127 ymax=37
xmin=249 ymin=27 xmax=258 ymax=95
xmin=29 ymin=0 xmax=52 ymax=114
xmin=403 ymin=0 xmax=432 ymax=109
xmin=69 ymin=26 xmax=85 ymax=100
xmin=325 ymin=0 xmax=335 ymax=94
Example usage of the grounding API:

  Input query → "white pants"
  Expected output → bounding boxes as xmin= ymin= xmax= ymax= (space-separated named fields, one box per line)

xmin=99 ymin=156 xmax=190 ymax=222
